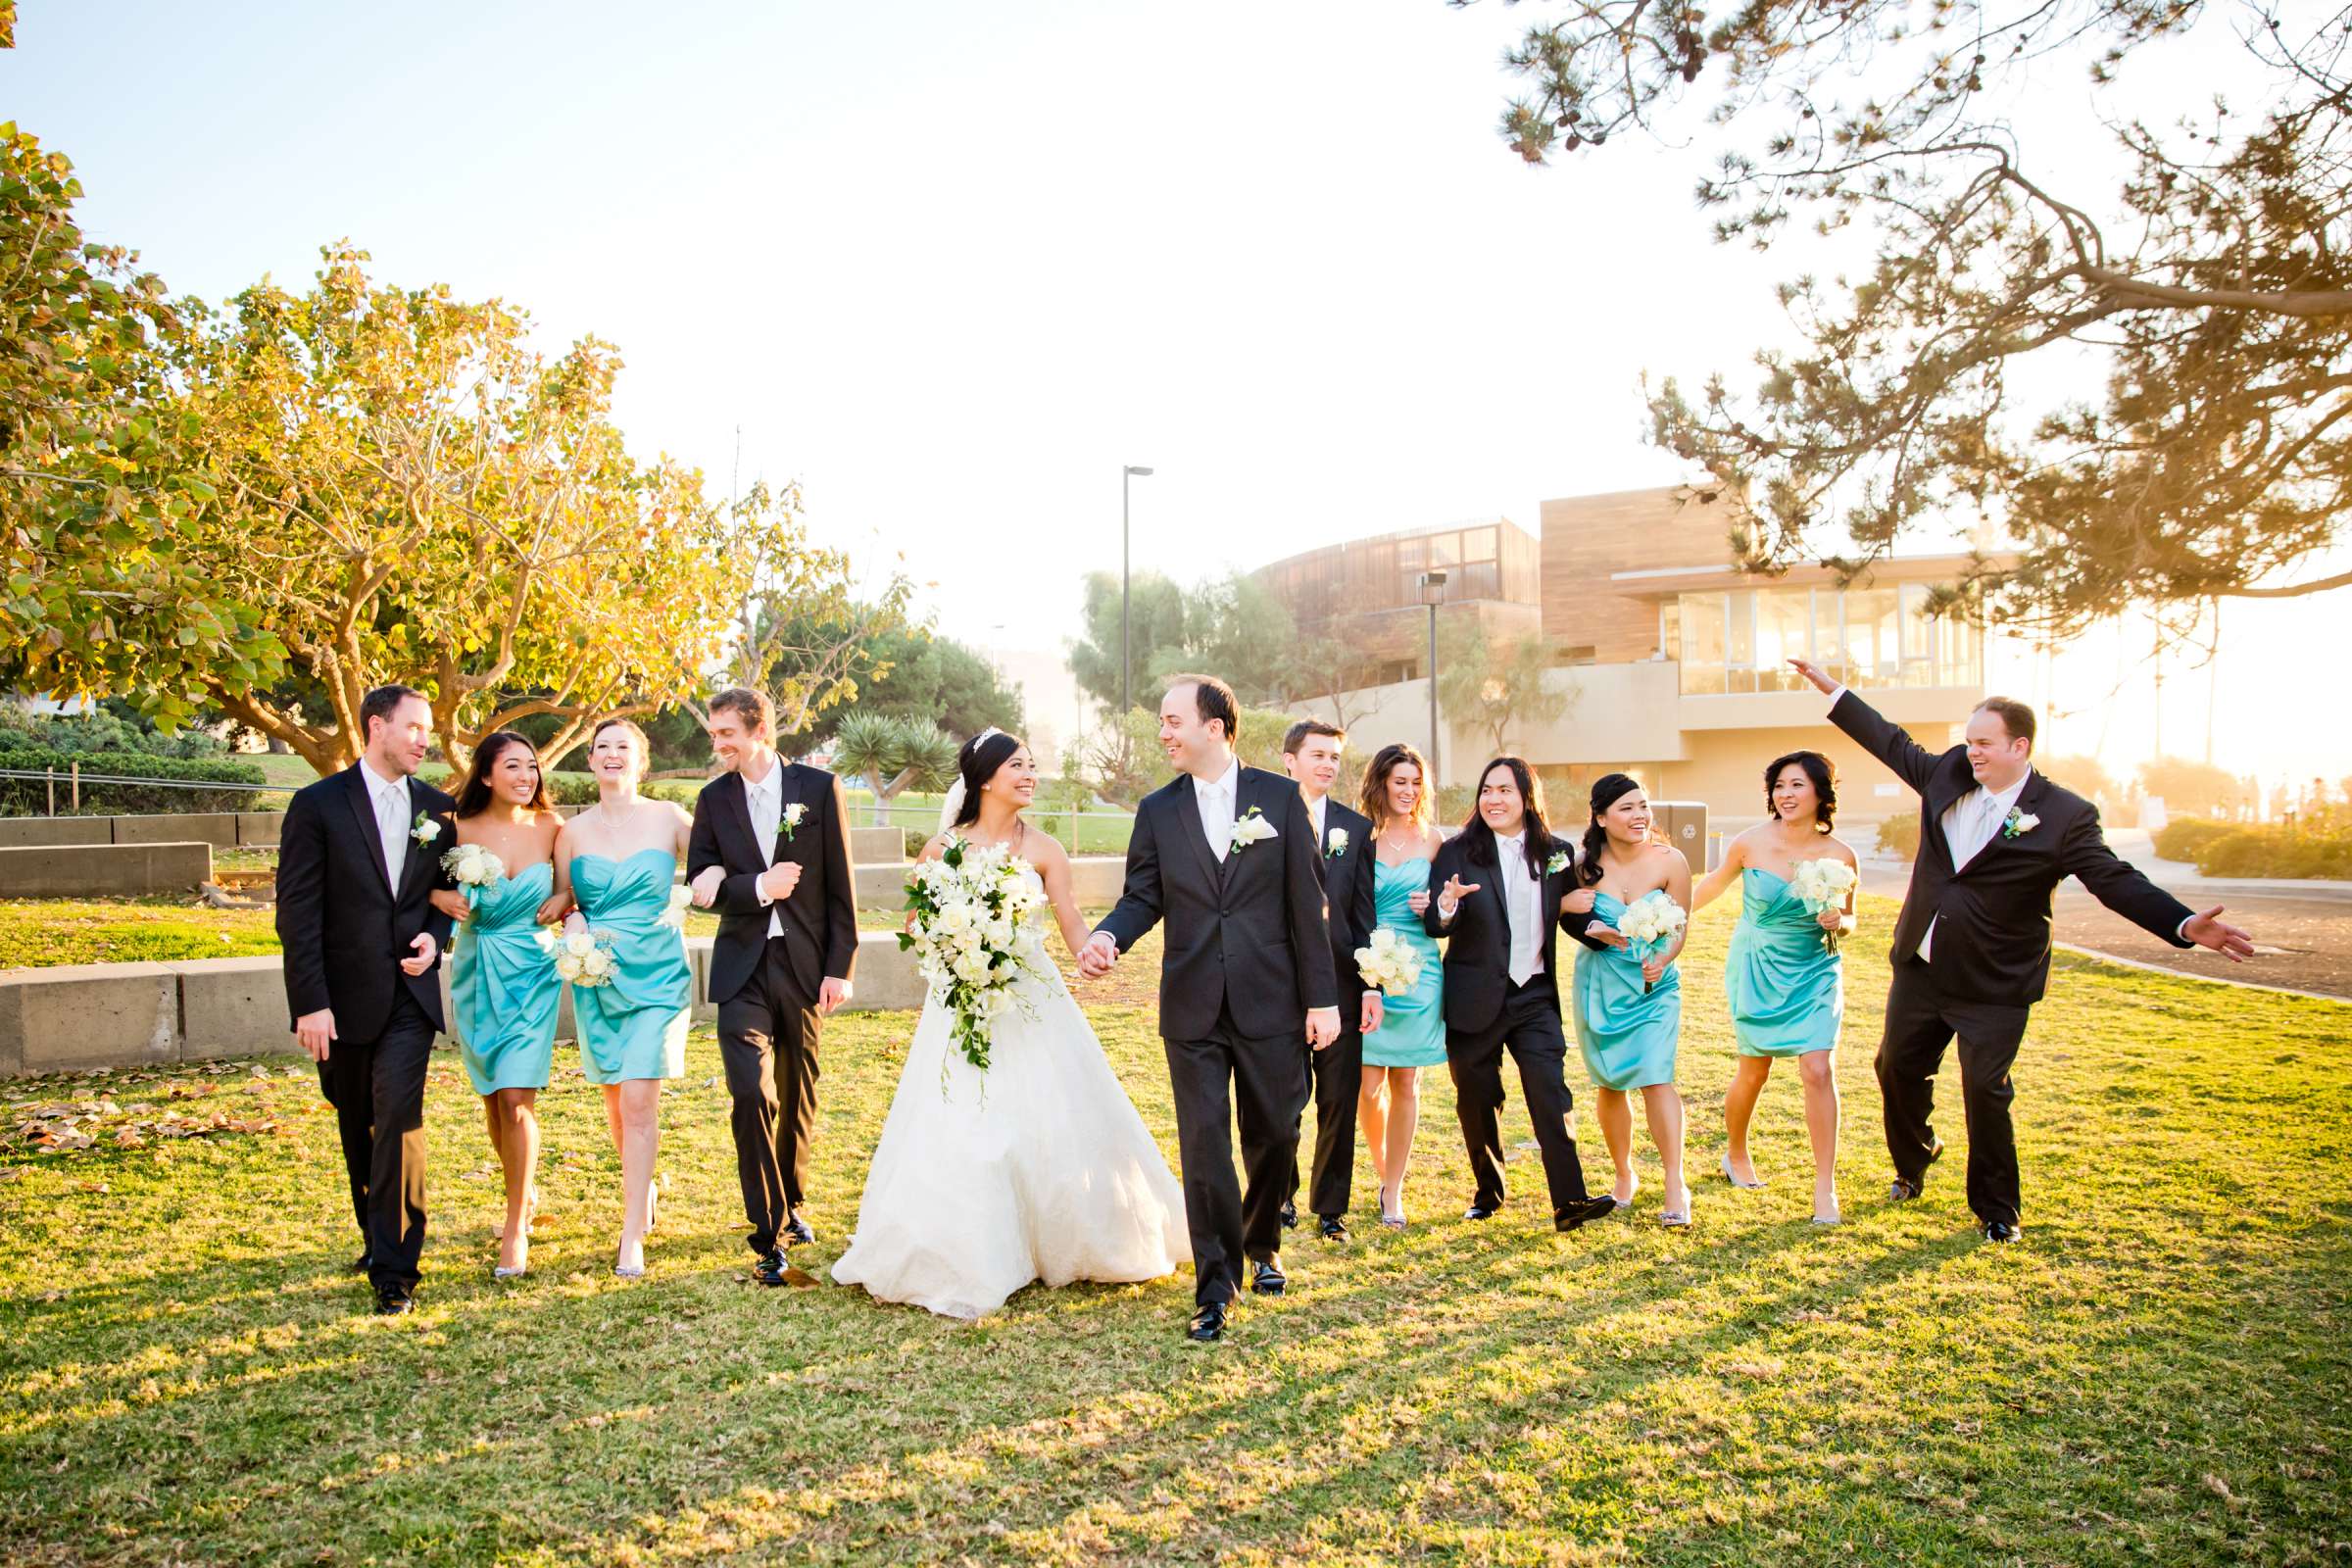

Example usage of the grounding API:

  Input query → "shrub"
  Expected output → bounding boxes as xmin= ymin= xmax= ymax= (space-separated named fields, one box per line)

xmin=0 ymin=747 xmax=269 ymax=814
xmin=0 ymin=706 xmax=229 ymax=760
xmin=2193 ymin=825 xmax=2352 ymax=880
xmin=1875 ymin=809 xmax=1921 ymax=860
xmin=2153 ymin=817 xmax=2236 ymax=862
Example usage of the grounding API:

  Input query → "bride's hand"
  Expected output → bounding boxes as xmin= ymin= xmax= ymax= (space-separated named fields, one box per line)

xmin=1077 ymin=931 xmax=1118 ymax=978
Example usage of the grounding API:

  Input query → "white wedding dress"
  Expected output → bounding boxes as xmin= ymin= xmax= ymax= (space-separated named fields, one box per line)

xmin=830 ymin=864 xmax=1190 ymax=1319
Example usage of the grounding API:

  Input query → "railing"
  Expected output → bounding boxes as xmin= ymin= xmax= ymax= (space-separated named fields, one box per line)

xmin=848 ymin=801 xmax=1136 ymax=856
xmin=0 ymin=766 xmax=284 ymax=816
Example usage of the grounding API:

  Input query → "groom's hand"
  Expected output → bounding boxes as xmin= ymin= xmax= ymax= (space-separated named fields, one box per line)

xmin=1305 ymin=1007 xmax=1340 ymax=1052
xmin=1077 ymin=931 xmax=1118 ymax=979
xmin=399 ymin=933 xmax=437 ymax=977
xmin=2182 ymin=905 xmax=2256 ymax=961
xmin=295 ymin=1007 xmax=337 ymax=1062
xmin=690 ymin=865 xmax=724 ymax=908
xmin=818 ymin=976 xmax=853 ymax=1014
xmin=1788 ymin=657 xmax=1837 ymax=695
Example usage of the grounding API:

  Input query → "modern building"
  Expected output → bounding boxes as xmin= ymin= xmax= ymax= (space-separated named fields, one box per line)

xmin=1259 ymin=484 xmax=2002 ymax=825
xmin=1252 ymin=517 xmax=1543 ymax=685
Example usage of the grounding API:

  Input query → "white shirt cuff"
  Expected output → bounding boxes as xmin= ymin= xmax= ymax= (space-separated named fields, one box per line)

xmin=1826 ymin=684 xmax=1848 ymax=713
xmin=756 ymin=874 xmax=775 ymax=906
xmin=2176 ymin=914 xmax=2191 ymax=942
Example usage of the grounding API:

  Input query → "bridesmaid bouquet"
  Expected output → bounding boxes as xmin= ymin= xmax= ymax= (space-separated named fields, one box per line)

xmin=440 ymin=843 xmax=507 ymax=911
xmin=658 ymin=884 xmax=693 ymax=931
xmin=1787 ymin=858 xmax=1858 ymax=952
xmin=1613 ymin=889 xmax=1689 ymax=994
xmin=534 ymin=926 xmax=617 ymax=987
xmin=1353 ymin=927 xmax=1424 ymax=997
xmin=901 ymin=836 xmax=1052 ymax=1081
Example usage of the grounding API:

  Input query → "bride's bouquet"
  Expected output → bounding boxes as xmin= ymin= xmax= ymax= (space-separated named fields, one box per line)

xmin=901 ymin=836 xmax=1052 ymax=1078
xmin=1613 ymin=889 xmax=1689 ymax=994
xmin=1354 ymin=927 xmax=1424 ymax=997
xmin=1787 ymin=858 xmax=1858 ymax=952
xmin=534 ymin=925 xmax=617 ymax=988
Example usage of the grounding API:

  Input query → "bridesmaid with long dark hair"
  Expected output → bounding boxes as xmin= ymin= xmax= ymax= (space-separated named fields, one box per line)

xmin=427 ymin=731 xmax=564 ymax=1277
xmin=1562 ymin=774 xmax=1693 ymax=1227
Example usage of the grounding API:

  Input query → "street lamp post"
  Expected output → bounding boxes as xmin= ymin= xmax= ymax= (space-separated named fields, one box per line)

xmin=1419 ymin=569 xmax=1448 ymax=785
xmin=1121 ymin=466 xmax=1153 ymax=717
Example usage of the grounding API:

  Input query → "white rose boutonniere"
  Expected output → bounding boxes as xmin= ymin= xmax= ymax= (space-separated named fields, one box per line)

xmin=411 ymin=811 xmax=441 ymax=847
xmin=1544 ymin=849 xmax=1572 ymax=876
xmin=782 ymin=802 xmax=808 ymax=841
xmin=1230 ymin=806 xmax=1278 ymax=854
xmin=2001 ymin=808 xmax=2040 ymax=840
xmin=1326 ymin=827 xmax=1348 ymax=858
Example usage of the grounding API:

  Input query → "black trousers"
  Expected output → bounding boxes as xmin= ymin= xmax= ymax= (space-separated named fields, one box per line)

xmin=1877 ymin=956 xmax=2031 ymax=1226
xmin=318 ymin=988 xmax=435 ymax=1293
xmin=1165 ymin=1004 xmax=1310 ymax=1306
xmin=1446 ymin=975 xmax=1598 ymax=1223
xmin=717 ymin=937 xmax=823 ymax=1254
xmin=1288 ymin=1019 xmax=1362 ymax=1222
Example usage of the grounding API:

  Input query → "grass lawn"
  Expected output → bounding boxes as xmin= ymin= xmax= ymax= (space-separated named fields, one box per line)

xmin=1 ymin=895 xmax=2346 ymax=1565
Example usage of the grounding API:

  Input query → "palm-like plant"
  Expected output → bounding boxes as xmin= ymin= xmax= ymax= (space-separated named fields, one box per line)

xmin=831 ymin=712 xmax=958 ymax=824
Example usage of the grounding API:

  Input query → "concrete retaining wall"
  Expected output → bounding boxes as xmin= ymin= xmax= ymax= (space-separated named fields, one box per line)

xmin=0 ymin=932 xmax=927 ymax=1078
xmin=0 ymin=842 xmax=213 ymax=899
xmin=0 ymin=810 xmax=287 ymax=850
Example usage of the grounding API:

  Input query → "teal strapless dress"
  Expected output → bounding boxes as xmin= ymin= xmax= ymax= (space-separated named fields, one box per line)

xmin=1361 ymin=858 xmax=1446 ymax=1068
xmin=568 ymin=850 xmax=691 ymax=1085
xmin=1573 ymin=891 xmax=1683 ymax=1091
xmin=450 ymin=859 xmax=561 ymax=1095
xmin=1723 ymin=866 xmax=1844 ymax=1058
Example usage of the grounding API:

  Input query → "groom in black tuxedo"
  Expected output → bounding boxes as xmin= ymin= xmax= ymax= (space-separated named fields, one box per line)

xmin=687 ymin=686 xmax=858 ymax=1288
xmin=1790 ymin=658 xmax=2254 ymax=1241
xmin=1280 ymin=718 xmax=1381 ymax=1243
xmin=1081 ymin=675 xmax=1340 ymax=1343
xmin=274 ymin=684 xmax=457 ymax=1314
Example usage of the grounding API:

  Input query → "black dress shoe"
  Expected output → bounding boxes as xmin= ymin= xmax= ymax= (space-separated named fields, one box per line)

xmin=1555 ymin=1195 xmax=1619 ymax=1232
xmin=373 ymin=1288 xmax=415 ymax=1316
xmin=1280 ymin=1200 xmax=1299 ymax=1230
xmin=349 ymin=1251 xmax=373 ymax=1273
xmin=783 ymin=1215 xmax=816 ymax=1248
xmin=753 ymin=1247 xmax=819 ymax=1288
xmin=1187 ymin=1302 xmax=1226 ymax=1342
xmin=1982 ymin=1220 xmax=2022 ymax=1244
xmin=1250 ymin=1256 xmax=1288 ymax=1296
xmin=1317 ymin=1215 xmax=1349 ymax=1242
xmin=1463 ymin=1202 xmax=1499 ymax=1221
xmin=1889 ymin=1177 xmax=1925 ymax=1200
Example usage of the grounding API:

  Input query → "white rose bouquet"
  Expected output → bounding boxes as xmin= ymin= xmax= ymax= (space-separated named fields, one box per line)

xmin=1786 ymin=858 xmax=1858 ymax=952
xmin=658 ymin=883 xmax=693 ymax=930
xmin=900 ymin=835 xmax=1052 ymax=1084
xmin=439 ymin=843 xmax=507 ymax=913
xmin=1353 ymin=926 xmax=1424 ymax=997
xmin=535 ymin=925 xmax=618 ymax=988
xmin=1613 ymin=888 xmax=1689 ymax=994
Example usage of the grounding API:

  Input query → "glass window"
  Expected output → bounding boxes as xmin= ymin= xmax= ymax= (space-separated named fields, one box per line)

xmin=1727 ymin=591 xmax=1754 ymax=669
xmin=1659 ymin=601 xmax=1681 ymax=662
xmin=1464 ymin=525 xmax=1497 ymax=564
xmin=1457 ymin=562 xmax=1500 ymax=600
xmin=1678 ymin=593 xmax=1726 ymax=694
xmin=1753 ymin=587 xmax=1810 ymax=689
xmin=1428 ymin=532 xmax=1460 ymax=567
xmin=1396 ymin=538 xmax=1423 ymax=574
xmin=1843 ymin=587 xmax=1899 ymax=686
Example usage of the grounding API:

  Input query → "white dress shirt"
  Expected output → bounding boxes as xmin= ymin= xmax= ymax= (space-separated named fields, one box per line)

xmin=1493 ymin=831 xmax=1545 ymax=986
xmin=362 ymin=759 xmax=411 ymax=888
xmin=1196 ymin=756 xmax=1241 ymax=863
xmin=741 ymin=757 xmax=788 ymax=940
xmin=1305 ymin=792 xmax=1327 ymax=846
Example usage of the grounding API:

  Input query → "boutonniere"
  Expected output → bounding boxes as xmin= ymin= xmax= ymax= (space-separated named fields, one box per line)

xmin=411 ymin=811 xmax=441 ymax=847
xmin=1544 ymin=849 xmax=1572 ymax=876
xmin=781 ymin=802 xmax=808 ymax=841
xmin=1325 ymin=827 xmax=1348 ymax=858
xmin=1230 ymin=806 xmax=1278 ymax=854
xmin=2001 ymin=808 xmax=2040 ymax=840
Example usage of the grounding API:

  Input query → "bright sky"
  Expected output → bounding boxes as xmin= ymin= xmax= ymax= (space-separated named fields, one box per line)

xmin=8 ymin=1 xmax=2342 ymax=786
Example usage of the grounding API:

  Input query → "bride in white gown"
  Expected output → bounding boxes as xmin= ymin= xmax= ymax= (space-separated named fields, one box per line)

xmin=830 ymin=730 xmax=1189 ymax=1319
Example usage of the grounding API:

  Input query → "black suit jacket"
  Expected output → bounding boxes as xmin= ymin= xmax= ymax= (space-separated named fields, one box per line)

xmin=1096 ymin=764 xmax=1339 ymax=1041
xmin=1832 ymin=689 xmax=2192 ymax=1004
xmin=274 ymin=764 xmax=457 ymax=1036
xmin=1310 ymin=799 xmax=1377 ymax=1012
xmin=1421 ymin=831 xmax=1594 ymax=1034
xmin=687 ymin=762 xmax=859 ymax=1007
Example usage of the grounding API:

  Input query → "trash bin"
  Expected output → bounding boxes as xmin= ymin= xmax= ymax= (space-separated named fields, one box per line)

xmin=1650 ymin=800 xmax=1710 ymax=868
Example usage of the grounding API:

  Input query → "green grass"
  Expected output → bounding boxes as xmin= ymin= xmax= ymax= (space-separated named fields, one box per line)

xmin=1 ymin=897 xmax=2346 ymax=1565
